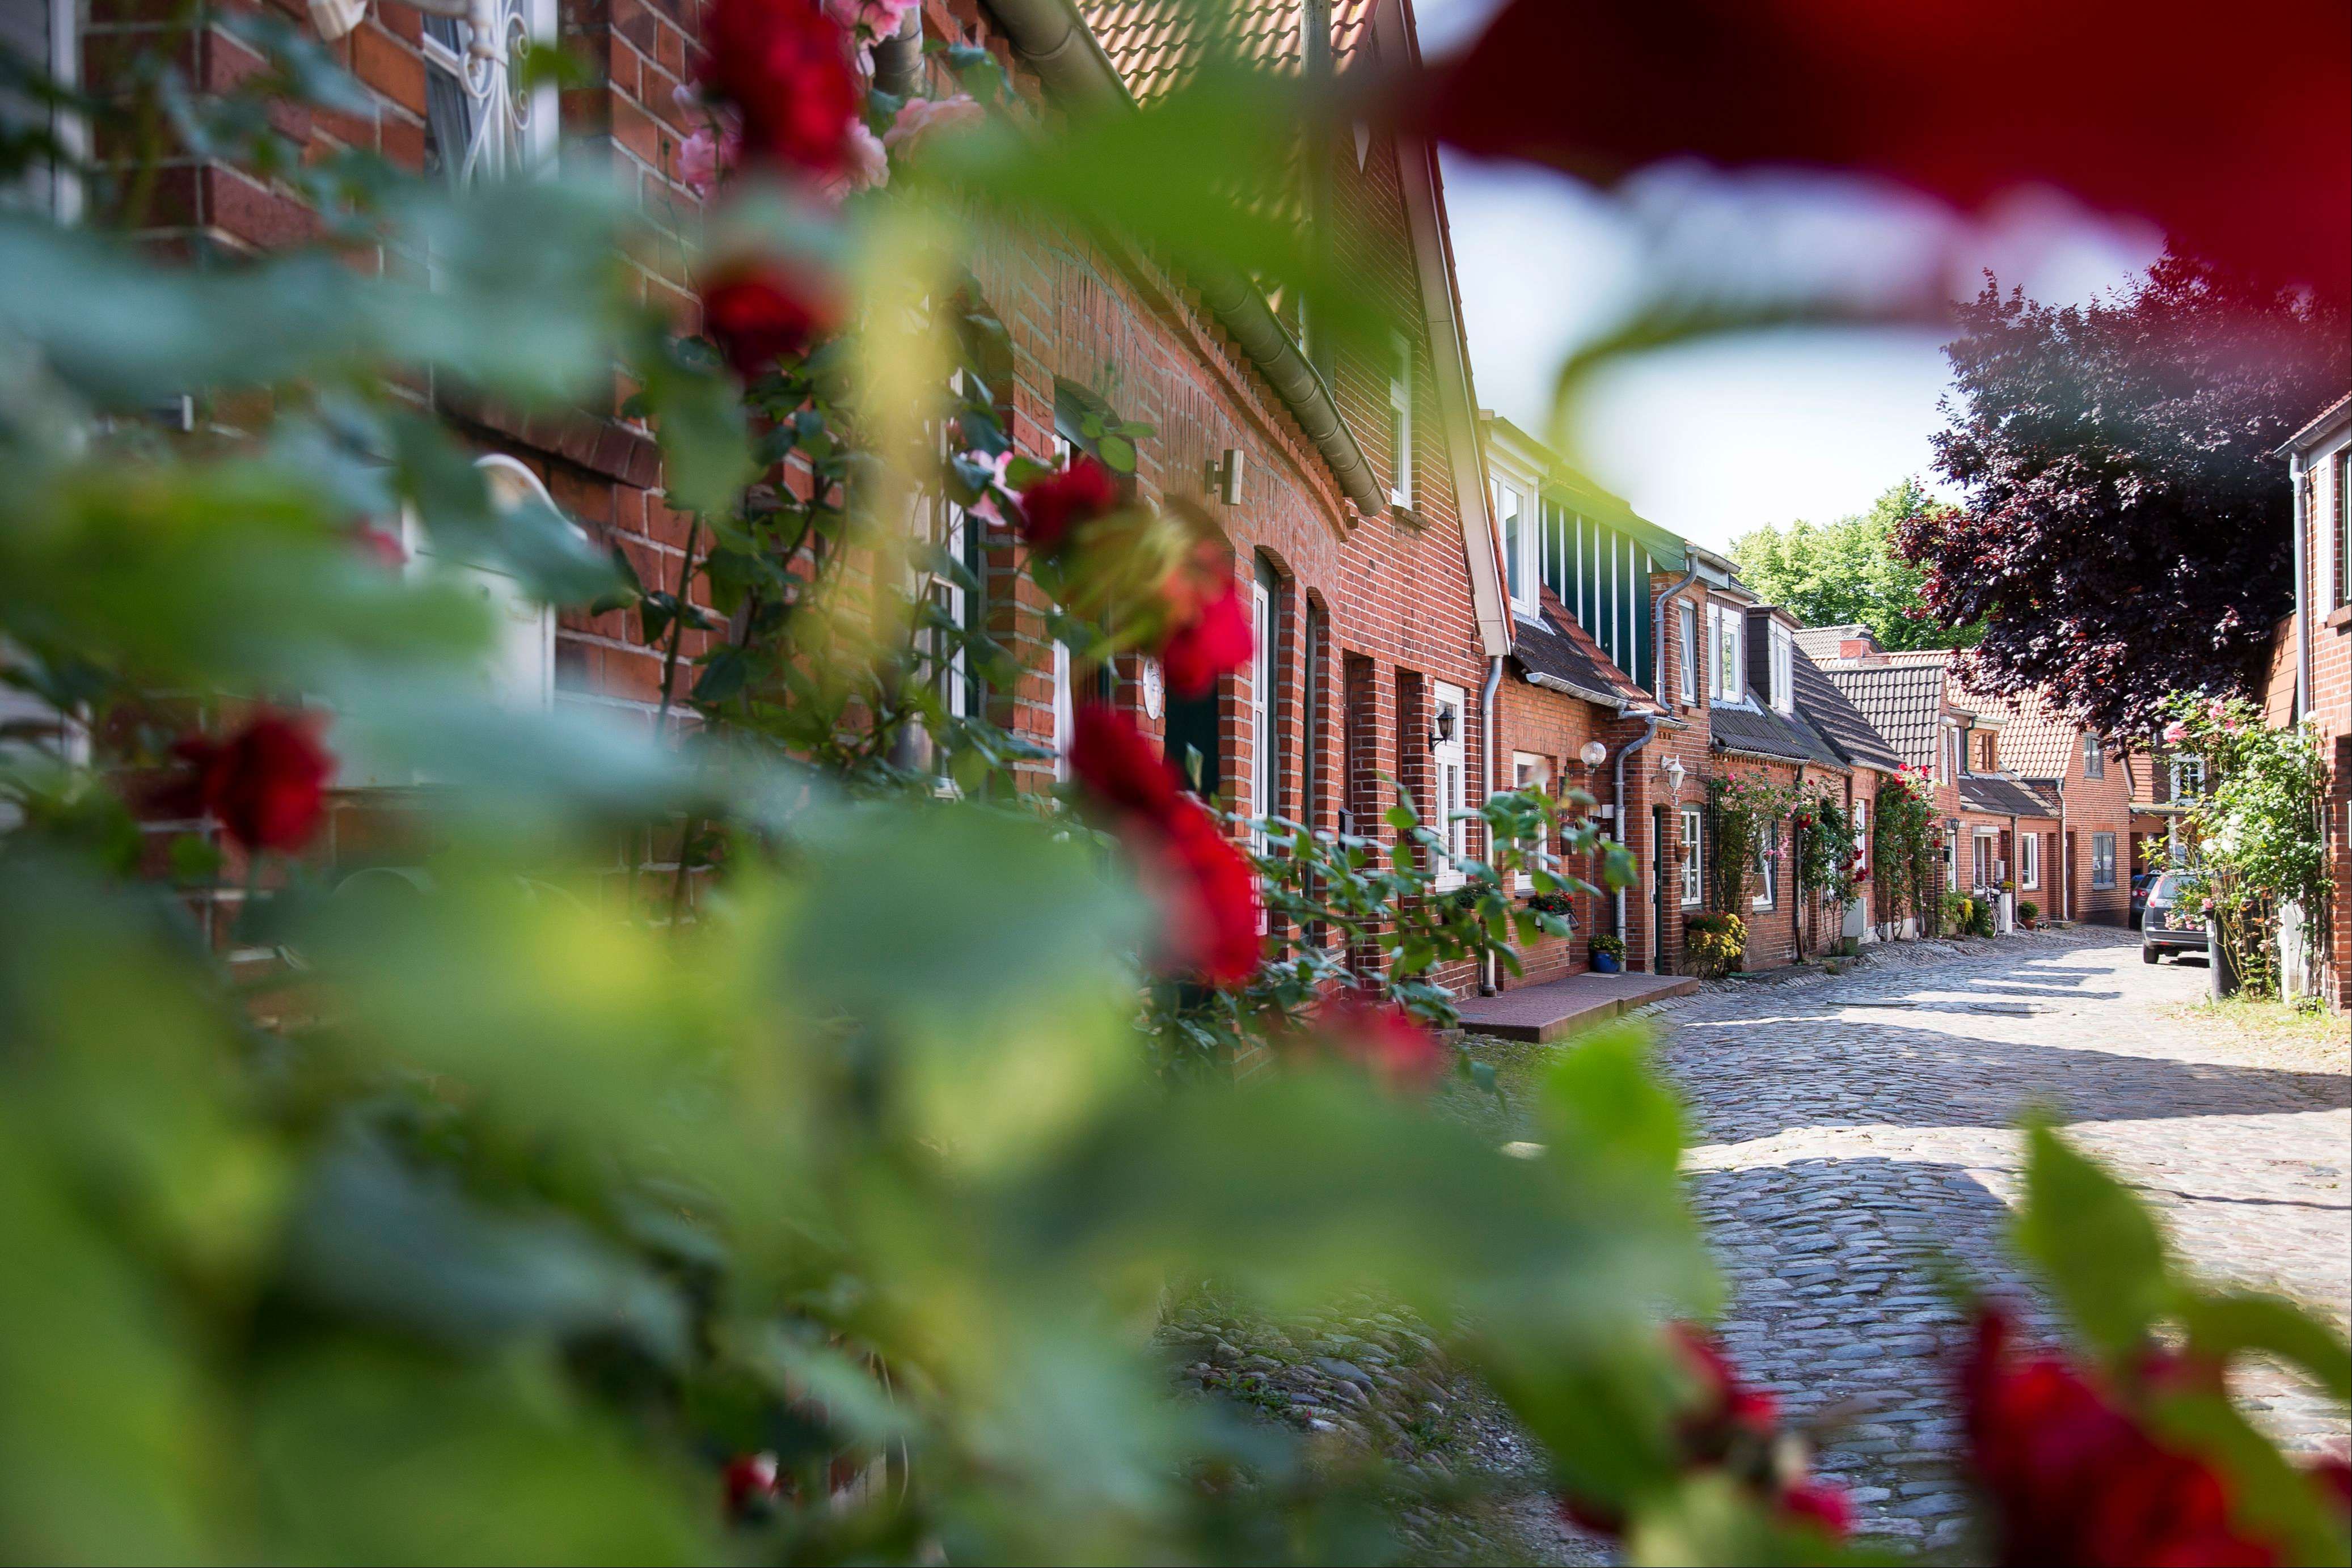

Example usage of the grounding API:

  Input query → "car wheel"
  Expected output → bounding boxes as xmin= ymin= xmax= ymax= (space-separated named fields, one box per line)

xmin=2142 ymin=945 xmax=2161 ymax=964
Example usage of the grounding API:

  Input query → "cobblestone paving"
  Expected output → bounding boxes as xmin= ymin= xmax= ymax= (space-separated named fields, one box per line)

xmin=1648 ymin=928 xmax=2351 ymax=1554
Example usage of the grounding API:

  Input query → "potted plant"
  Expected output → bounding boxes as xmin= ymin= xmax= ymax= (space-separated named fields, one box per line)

xmin=1590 ymin=932 xmax=1625 ymax=973
xmin=1526 ymin=888 xmax=1574 ymax=919
xmin=2017 ymin=899 xmax=2039 ymax=928
xmin=1683 ymin=911 xmax=1746 ymax=979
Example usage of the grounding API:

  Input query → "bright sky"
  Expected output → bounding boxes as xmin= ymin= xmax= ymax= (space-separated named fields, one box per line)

xmin=1415 ymin=0 xmax=2167 ymax=554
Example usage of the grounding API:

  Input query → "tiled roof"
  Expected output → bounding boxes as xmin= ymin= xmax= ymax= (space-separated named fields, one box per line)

xmin=1791 ymin=624 xmax=1868 ymax=663
xmin=1074 ymin=0 xmax=1376 ymax=103
xmin=1511 ymin=605 xmax=1648 ymax=707
xmin=1814 ymin=661 xmax=1945 ymax=772
xmin=1960 ymin=774 xmax=2058 ymax=818
xmin=1958 ymin=688 xmax=2081 ymax=782
xmin=2279 ymin=389 xmax=2352 ymax=454
xmin=1711 ymin=702 xmax=1846 ymax=768
xmin=1792 ymin=646 xmax=1903 ymax=771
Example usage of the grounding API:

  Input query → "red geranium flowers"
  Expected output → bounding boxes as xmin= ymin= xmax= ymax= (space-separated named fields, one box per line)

xmin=166 ymin=710 xmax=335 ymax=854
xmin=1068 ymin=704 xmax=1260 ymax=986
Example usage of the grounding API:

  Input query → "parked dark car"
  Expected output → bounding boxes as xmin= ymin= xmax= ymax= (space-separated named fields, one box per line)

xmin=2140 ymin=872 xmax=2209 ymax=963
xmin=2130 ymin=870 xmax=2159 ymax=928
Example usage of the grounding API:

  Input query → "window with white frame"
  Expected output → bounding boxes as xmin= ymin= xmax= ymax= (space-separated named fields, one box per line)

xmin=2081 ymin=732 xmax=2104 ymax=779
xmin=2018 ymin=830 xmax=2039 ymax=890
xmin=2335 ymin=449 xmax=2349 ymax=608
xmin=1852 ymin=796 xmax=1869 ymax=882
xmin=1678 ymin=601 xmax=1698 ymax=703
xmin=1430 ymin=681 xmax=1467 ymax=886
xmin=2171 ymin=756 xmax=2205 ymax=801
xmin=1497 ymin=483 xmax=1534 ymax=614
xmin=1753 ymin=819 xmax=1777 ymax=908
xmin=3 ymin=0 xmax=83 ymax=219
xmin=1707 ymin=603 xmax=1744 ymax=703
xmin=1387 ymin=336 xmax=1414 ymax=507
xmin=2091 ymin=831 xmax=2116 ymax=889
xmin=1680 ymin=805 xmax=1703 ymax=906
xmin=1768 ymin=623 xmax=1794 ymax=713
xmin=423 ymin=0 xmax=560 ymax=187
xmin=1511 ymin=751 xmax=1549 ymax=887
xmin=1250 ymin=560 xmax=1277 ymax=833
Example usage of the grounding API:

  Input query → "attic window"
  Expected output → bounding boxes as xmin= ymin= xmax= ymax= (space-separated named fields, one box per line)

xmin=1973 ymin=729 xmax=1998 ymax=772
xmin=1387 ymin=335 xmax=1413 ymax=508
xmin=1768 ymin=623 xmax=1793 ymax=714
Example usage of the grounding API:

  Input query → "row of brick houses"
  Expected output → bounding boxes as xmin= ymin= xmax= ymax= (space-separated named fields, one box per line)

xmin=18 ymin=0 xmax=2151 ymax=990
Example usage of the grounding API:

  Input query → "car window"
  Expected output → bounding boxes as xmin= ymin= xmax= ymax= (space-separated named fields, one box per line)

xmin=2150 ymin=873 xmax=2182 ymax=903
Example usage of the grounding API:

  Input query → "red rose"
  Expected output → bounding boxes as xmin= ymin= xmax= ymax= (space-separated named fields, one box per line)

xmin=703 ymin=261 xmax=839 ymax=378
xmin=1961 ymin=1307 xmax=2285 ymax=1567
xmin=353 ymin=525 xmax=407 ymax=568
xmin=1159 ymin=571 xmax=1253 ymax=699
xmin=1313 ymin=984 xmax=1449 ymax=1092
xmin=1069 ymin=701 xmax=1181 ymax=819
xmin=168 ymin=711 xmax=334 ymax=853
xmin=1068 ymin=704 xmax=1261 ymax=986
xmin=1014 ymin=455 xmax=1120 ymax=552
xmin=1779 ymin=1479 xmax=1853 ymax=1539
xmin=721 ymin=1451 xmax=782 ymax=1519
xmin=700 ymin=0 xmax=859 ymax=177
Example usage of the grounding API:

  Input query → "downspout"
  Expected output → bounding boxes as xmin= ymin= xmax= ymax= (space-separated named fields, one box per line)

xmin=2290 ymin=449 xmax=2311 ymax=721
xmin=1612 ymin=709 xmax=1663 ymax=957
xmin=1791 ymin=762 xmax=1806 ymax=963
xmin=1479 ymin=652 xmax=1505 ymax=994
xmin=2056 ymin=772 xmax=2068 ymax=922
xmin=980 ymin=0 xmax=1387 ymax=517
xmin=1653 ymin=563 xmax=1701 ymax=702
xmin=871 ymin=7 xmax=924 ymax=96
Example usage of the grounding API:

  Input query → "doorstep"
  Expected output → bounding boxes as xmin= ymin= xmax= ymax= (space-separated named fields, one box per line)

xmin=1453 ymin=969 xmax=1700 ymax=1043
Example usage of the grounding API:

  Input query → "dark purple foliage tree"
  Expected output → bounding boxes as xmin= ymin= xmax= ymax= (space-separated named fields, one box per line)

xmin=1901 ymin=250 xmax=2346 ymax=742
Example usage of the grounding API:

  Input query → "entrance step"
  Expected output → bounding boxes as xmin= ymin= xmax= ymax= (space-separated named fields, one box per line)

xmin=1452 ymin=970 xmax=1700 ymax=1043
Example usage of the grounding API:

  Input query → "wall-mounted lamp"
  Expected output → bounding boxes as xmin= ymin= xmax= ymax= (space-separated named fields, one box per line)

xmin=1578 ymin=739 xmax=1608 ymax=769
xmin=1662 ymin=756 xmax=1687 ymax=798
xmin=1428 ymin=705 xmax=1456 ymax=752
xmin=1205 ymin=449 xmax=1246 ymax=506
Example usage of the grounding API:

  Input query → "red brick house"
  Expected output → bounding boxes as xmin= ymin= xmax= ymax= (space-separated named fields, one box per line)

xmin=46 ymin=0 xmax=1527 ymax=984
xmin=2257 ymin=390 xmax=2352 ymax=1009
xmin=1789 ymin=640 xmax=1902 ymax=948
xmin=1480 ymin=413 xmax=1712 ymax=983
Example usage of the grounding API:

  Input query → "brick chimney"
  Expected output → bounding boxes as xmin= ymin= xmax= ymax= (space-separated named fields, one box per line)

xmin=1836 ymin=627 xmax=1888 ymax=665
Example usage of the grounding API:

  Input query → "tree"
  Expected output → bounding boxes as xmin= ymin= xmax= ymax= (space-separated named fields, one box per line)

xmin=1730 ymin=480 xmax=1968 ymax=652
xmin=1901 ymin=249 xmax=2346 ymax=742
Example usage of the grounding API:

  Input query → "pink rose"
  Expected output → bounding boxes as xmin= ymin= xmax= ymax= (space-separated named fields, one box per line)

xmin=822 ymin=0 xmax=914 ymax=39
xmin=885 ymin=94 xmax=986 ymax=153
xmin=2161 ymin=721 xmax=2187 ymax=745
xmin=820 ymin=119 xmax=888 ymax=201
xmin=958 ymin=447 xmax=1015 ymax=523
xmin=677 ymin=125 xmax=741 ymax=198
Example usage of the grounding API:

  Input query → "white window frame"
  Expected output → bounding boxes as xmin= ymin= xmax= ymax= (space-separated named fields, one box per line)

xmin=1498 ymin=483 xmax=1535 ymax=615
xmin=2018 ymin=829 xmax=2039 ymax=890
xmin=1752 ymin=819 xmax=1777 ymax=909
xmin=1852 ymin=796 xmax=1869 ymax=883
xmin=6 ymin=0 xmax=85 ymax=220
xmin=1388 ymin=335 xmax=1414 ymax=508
xmin=2081 ymin=732 xmax=2104 ymax=779
xmin=1678 ymin=600 xmax=1698 ymax=703
xmin=1768 ymin=623 xmax=1794 ymax=714
xmin=2171 ymin=756 xmax=2205 ymax=801
xmin=1973 ymin=829 xmax=1999 ymax=890
xmin=1250 ymin=565 xmax=1275 ymax=833
xmin=1680 ymin=805 xmax=1703 ymax=907
xmin=1708 ymin=604 xmax=1744 ymax=703
xmin=2092 ymin=831 xmax=2117 ymax=889
xmin=1430 ymin=681 xmax=1467 ymax=888
xmin=1510 ymin=751 xmax=1549 ymax=889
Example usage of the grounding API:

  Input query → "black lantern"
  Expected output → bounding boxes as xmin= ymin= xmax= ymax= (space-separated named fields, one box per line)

xmin=1429 ymin=705 xmax=1455 ymax=751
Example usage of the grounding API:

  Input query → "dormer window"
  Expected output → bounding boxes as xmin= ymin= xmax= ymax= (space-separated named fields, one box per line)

xmin=1973 ymin=729 xmax=1999 ymax=773
xmin=1497 ymin=482 xmax=1535 ymax=614
xmin=1768 ymin=623 xmax=1793 ymax=714
xmin=1707 ymin=603 xmax=1743 ymax=702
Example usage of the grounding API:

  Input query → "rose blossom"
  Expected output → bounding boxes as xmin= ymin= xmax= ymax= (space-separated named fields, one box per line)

xmin=166 ymin=711 xmax=335 ymax=853
xmin=1014 ymin=455 xmax=1120 ymax=552
xmin=825 ymin=119 xmax=889 ymax=199
xmin=820 ymin=0 xmax=913 ymax=39
xmin=1154 ymin=541 xmax=1254 ymax=699
xmin=700 ymin=0 xmax=860 ymax=178
xmin=957 ymin=447 xmax=1015 ymax=523
xmin=1312 ymin=984 xmax=1449 ymax=1092
xmin=677 ymin=125 xmax=741 ymax=198
xmin=884 ymin=94 xmax=986 ymax=154
xmin=702 ymin=260 xmax=841 ymax=378
xmin=1069 ymin=704 xmax=1260 ymax=986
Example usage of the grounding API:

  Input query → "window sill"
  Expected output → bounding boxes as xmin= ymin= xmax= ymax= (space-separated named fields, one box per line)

xmin=2328 ymin=603 xmax=2352 ymax=631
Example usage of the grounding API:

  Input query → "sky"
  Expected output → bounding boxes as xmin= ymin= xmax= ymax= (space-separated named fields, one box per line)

xmin=1414 ymin=0 xmax=2167 ymax=555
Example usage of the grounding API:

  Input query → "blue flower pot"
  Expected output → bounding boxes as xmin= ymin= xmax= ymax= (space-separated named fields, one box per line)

xmin=1591 ymin=951 xmax=1622 ymax=974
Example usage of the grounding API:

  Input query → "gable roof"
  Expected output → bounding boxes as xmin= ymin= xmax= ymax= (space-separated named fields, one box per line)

xmin=1814 ymin=660 xmax=1945 ymax=772
xmin=1511 ymin=596 xmax=1649 ymax=708
xmin=1791 ymin=646 xmax=1903 ymax=771
xmin=1959 ymin=689 xmax=2080 ymax=781
xmin=1075 ymin=0 xmax=1376 ymax=99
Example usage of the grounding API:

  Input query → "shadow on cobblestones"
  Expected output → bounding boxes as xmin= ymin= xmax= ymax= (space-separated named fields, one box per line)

xmin=1670 ymin=1017 xmax=2352 ymax=1146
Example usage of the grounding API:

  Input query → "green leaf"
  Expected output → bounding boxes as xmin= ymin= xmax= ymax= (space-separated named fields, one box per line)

xmin=2175 ymin=1290 xmax=2351 ymax=1402
xmin=1096 ymin=433 xmax=1137 ymax=474
xmin=2013 ymin=1119 xmax=2169 ymax=1359
xmin=690 ymin=646 xmax=748 ymax=705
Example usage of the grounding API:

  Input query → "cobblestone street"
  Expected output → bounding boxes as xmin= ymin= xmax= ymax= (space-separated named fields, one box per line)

xmin=1650 ymin=928 xmax=2352 ymax=1554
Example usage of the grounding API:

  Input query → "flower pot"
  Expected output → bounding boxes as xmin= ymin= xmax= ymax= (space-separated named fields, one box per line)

xmin=1591 ymin=951 xmax=1622 ymax=974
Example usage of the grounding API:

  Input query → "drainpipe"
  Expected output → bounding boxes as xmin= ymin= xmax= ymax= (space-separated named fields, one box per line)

xmin=1479 ymin=652 xmax=1505 ymax=995
xmin=2290 ymin=450 xmax=2311 ymax=722
xmin=871 ymin=7 xmax=924 ymax=96
xmin=2055 ymin=771 xmax=2069 ymax=922
xmin=1652 ymin=563 xmax=1701 ymax=702
xmin=979 ymin=0 xmax=1387 ymax=517
xmin=1611 ymin=709 xmax=1663 ymax=958
xmin=1791 ymin=762 xmax=1807 ymax=963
